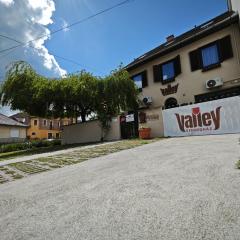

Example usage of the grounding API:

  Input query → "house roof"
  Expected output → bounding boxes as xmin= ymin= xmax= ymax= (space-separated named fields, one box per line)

xmin=10 ymin=112 xmax=29 ymax=119
xmin=0 ymin=113 xmax=27 ymax=127
xmin=126 ymin=11 xmax=239 ymax=71
xmin=10 ymin=112 xmax=30 ymax=126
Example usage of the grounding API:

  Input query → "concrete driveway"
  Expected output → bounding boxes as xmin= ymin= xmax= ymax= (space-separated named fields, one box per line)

xmin=0 ymin=134 xmax=240 ymax=240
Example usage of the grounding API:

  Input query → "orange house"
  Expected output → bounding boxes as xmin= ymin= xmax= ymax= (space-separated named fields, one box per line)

xmin=11 ymin=113 xmax=74 ymax=140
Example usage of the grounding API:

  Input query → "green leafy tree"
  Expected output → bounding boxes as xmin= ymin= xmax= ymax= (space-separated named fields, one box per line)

xmin=0 ymin=61 xmax=49 ymax=116
xmin=0 ymin=62 xmax=139 ymax=137
xmin=96 ymin=67 xmax=138 ymax=140
xmin=52 ymin=71 xmax=98 ymax=122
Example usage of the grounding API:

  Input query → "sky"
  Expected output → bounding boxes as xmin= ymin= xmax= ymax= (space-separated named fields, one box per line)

xmin=0 ymin=0 xmax=228 ymax=115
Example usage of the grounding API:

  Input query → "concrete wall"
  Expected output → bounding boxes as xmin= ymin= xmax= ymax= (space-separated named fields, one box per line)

xmin=0 ymin=126 xmax=27 ymax=143
xmin=62 ymin=117 xmax=121 ymax=145
xmin=129 ymin=24 xmax=240 ymax=108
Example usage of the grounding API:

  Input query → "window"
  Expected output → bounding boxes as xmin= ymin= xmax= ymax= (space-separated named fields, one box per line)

xmin=162 ymin=61 xmax=175 ymax=81
xmin=56 ymin=133 xmax=60 ymax=139
xmin=195 ymin=86 xmax=240 ymax=103
xmin=189 ymin=35 xmax=233 ymax=72
xmin=43 ymin=119 xmax=47 ymax=126
xmin=201 ymin=44 xmax=219 ymax=68
xmin=131 ymin=71 xmax=148 ymax=90
xmin=153 ymin=55 xmax=181 ymax=84
xmin=48 ymin=133 xmax=53 ymax=139
xmin=10 ymin=129 xmax=19 ymax=138
xmin=50 ymin=121 xmax=53 ymax=130
xmin=34 ymin=119 xmax=38 ymax=126
xmin=32 ymin=132 xmax=36 ymax=136
xmin=132 ymin=74 xmax=142 ymax=89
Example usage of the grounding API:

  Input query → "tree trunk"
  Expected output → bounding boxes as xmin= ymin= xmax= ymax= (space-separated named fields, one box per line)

xmin=81 ymin=113 xmax=86 ymax=122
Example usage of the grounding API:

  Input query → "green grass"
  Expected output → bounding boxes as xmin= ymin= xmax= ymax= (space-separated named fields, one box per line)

xmin=9 ymin=162 xmax=49 ymax=174
xmin=0 ymin=138 xmax=162 ymax=184
xmin=236 ymin=160 xmax=240 ymax=169
xmin=5 ymin=170 xmax=16 ymax=175
xmin=0 ymin=175 xmax=8 ymax=184
xmin=0 ymin=141 xmax=104 ymax=161
xmin=12 ymin=174 xmax=24 ymax=179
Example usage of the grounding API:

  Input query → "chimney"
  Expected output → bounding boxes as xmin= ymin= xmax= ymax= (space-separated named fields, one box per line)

xmin=227 ymin=0 xmax=232 ymax=11
xmin=166 ymin=34 xmax=175 ymax=42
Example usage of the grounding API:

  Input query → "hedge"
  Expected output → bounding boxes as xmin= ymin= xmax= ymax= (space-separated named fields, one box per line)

xmin=0 ymin=140 xmax=61 ymax=153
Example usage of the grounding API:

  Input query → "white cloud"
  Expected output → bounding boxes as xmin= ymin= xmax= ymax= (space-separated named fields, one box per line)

xmin=26 ymin=0 xmax=55 ymax=25
xmin=0 ymin=106 xmax=18 ymax=117
xmin=0 ymin=0 xmax=67 ymax=115
xmin=0 ymin=0 xmax=66 ymax=79
xmin=0 ymin=0 xmax=14 ymax=7
xmin=62 ymin=19 xmax=70 ymax=32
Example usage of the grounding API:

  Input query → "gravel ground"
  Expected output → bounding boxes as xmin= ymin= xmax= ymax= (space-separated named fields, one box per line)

xmin=0 ymin=134 xmax=239 ymax=240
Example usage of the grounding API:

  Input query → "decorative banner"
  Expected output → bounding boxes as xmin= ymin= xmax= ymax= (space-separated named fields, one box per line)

xmin=163 ymin=96 xmax=240 ymax=137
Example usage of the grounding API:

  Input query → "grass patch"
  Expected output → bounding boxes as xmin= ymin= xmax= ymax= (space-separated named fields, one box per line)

xmin=0 ymin=141 xmax=104 ymax=161
xmin=12 ymin=174 xmax=24 ymax=179
xmin=5 ymin=170 xmax=16 ymax=175
xmin=236 ymin=160 xmax=240 ymax=169
xmin=0 ymin=138 xmax=163 ymax=184
xmin=0 ymin=175 xmax=8 ymax=184
xmin=9 ymin=162 xmax=48 ymax=174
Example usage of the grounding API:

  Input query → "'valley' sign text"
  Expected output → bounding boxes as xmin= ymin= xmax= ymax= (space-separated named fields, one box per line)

xmin=175 ymin=107 xmax=221 ymax=132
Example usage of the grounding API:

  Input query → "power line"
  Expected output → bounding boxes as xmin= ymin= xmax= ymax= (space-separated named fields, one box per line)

xmin=0 ymin=0 xmax=133 ymax=54
xmin=0 ymin=34 xmax=98 ymax=72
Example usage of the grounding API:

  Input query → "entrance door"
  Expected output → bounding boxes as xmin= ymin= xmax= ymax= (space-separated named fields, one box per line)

xmin=120 ymin=112 xmax=139 ymax=139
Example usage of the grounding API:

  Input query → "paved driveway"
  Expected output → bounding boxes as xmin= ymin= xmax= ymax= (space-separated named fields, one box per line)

xmin=0 ymin=134 xmax=240 ymax=240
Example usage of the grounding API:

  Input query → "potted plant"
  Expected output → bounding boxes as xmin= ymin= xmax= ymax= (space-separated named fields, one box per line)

xmin=138 ymin=123 xmax=151 ymax=139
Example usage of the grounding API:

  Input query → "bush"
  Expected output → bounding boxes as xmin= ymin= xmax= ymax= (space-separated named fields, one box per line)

xmin=51 ymin=139 xmax=62 ymax=146
xmin=0 ymin=139 xmax=61 ymax=153
xmin=236 ymin=160 xmax=240 ymax=169
xmin=0 ymin=142 xmax=30 ymax=153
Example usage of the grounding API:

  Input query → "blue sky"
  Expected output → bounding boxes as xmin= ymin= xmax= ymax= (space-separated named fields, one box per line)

xmin=0 ymin=0 xmax=228 ymax=115
xmin=46 ymin=0 xmax=227 ymax=76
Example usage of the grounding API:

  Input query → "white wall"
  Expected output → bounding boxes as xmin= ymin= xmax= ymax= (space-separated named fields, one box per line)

xmin=62 ymin=118 xmax=121 ymax=145
xmin=231 ymin=0 xmax=240 ymax=12
xmin=163 ymin=96 xmax=240 ymax=137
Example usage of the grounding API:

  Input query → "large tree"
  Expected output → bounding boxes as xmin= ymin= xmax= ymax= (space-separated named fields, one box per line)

xmin=0 ymin=61 xmax=49 ymax=116
xmin=0 ymin=62 xmax=138 ymax=130
xmin=96 ymin=67 xmax=138 ymax=137
xmin=63 ymin=71 xmax=98 ymax=122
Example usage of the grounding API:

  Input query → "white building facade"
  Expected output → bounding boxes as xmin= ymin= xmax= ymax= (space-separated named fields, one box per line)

xmin=229 ymin=0 xmax=240 ymax=13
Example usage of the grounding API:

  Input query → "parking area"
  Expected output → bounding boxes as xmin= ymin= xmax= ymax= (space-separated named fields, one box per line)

xmin=0 ymin=134 xmax=240 ymax=240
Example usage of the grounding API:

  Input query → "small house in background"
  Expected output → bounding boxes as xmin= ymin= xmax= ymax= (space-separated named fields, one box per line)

xmin=0 ymin=113 xmax=27 ymax=143
xmin=11 ymin=113 xmax=74 ymax=140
